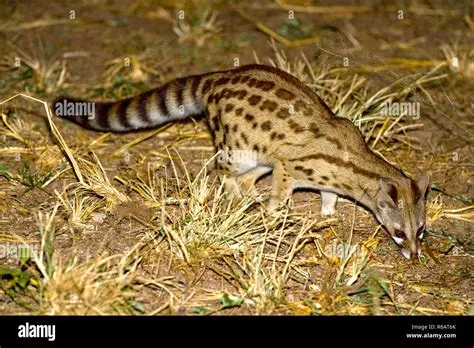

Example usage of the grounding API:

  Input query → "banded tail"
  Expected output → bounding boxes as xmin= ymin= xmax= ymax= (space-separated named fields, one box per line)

xmin=52 ymin=73 xmax=215 ymax=132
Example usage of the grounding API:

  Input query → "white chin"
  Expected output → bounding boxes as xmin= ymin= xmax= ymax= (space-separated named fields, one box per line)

xmin=401 ymin=249 xmax=411 ymax=259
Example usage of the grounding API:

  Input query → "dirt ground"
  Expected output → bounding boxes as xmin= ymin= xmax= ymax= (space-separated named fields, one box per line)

xmin=0 ymin=0 xmax=472 ymax=316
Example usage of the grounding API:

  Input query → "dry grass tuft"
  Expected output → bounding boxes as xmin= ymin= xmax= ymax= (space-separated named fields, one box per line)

xmin=440 ymin=43 xmax=474 ymax=81
xmin=6 ymin=40 xmax=68 ymax=94
xmin=29 ymin=204 xmax=139 ymax=315
xmin=39 ymin=253 xmax=138 ymax=315
xmin=172 ymin=5 xmax=222 ymax=47
xmin=69 ymin=153 xmax=130 ymax=210
xmin=427 ymin=194 xmax=474 ymax=224
xmin=103 ymin=53 xmax=164 ymax=87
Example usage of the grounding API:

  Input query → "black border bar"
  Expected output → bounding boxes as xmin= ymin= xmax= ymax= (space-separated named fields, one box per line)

xmin=0 ymin=315 xmax=471 ymax=347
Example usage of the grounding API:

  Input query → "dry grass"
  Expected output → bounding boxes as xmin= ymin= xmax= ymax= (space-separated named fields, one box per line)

xmin=440 ymin=43 xmax=474 ymax=81
xmin=6 ymin=40 xmax=68 ymax=94
xmin=172 ymin=2 xmax=222 ymax=47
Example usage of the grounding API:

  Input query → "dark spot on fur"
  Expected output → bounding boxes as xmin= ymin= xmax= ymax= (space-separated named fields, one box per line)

xmin=303 ymin=107 xmax=314 ymax=117
xmin=261 ymin=121 xmax=272 ymax=131
xmin=213 ymin=91 xmax=223 ymax=104
xmin=244 ymin=113 xmax=255 ymax=122
xmin=235 ymin=107 xmax=243 ymax=116
xmin=240 ymin=76 xmax=250 ymax=84
xmin=234 ymin=90 xmax=247 ymax=100
xmin=294 ymin=166 xmax=313 ymax=176
xmin=294 ymin=99 xmax=307 ymax=112
xmin=276 ymin=108 xmax=291 ymax=119
xmin=248 ymin=78 xmax=257 ymax=87
xmin=224 ymin=103 xmax=234 ymax=112
xmin=255 ymin=80 xmax=275 ymax=91
xmin=309 ymin=122 xmax=321 ymax=137
xmin=214 ymin=77 xmax=231 ymax=86
xmin=248 ymin=95 xmax=262 ymax=106
xmin=288 ymin=119 xmax=305 ymax=133
xmin=259 ymin=100 xmax=278 ymax=112
xmin=212 ymin=116 xmax=220 ymax=132
xmin=325 ymin=135 xmax=343 ymax=150
xmin=275 ymin=88 xmax=296 ymax=101
xmin=241 ymin=132 xmax=249 ymax=144
xmin=221 ymin=88 xmax=233 ymax=100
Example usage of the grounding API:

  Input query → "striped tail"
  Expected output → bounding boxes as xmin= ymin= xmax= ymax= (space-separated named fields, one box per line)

xmin=52 ymin=75 xmax=210 ymax=132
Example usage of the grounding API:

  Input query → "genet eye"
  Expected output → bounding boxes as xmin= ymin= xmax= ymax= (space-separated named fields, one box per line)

xmin=395 ymin=229 xmax=406 ymax=239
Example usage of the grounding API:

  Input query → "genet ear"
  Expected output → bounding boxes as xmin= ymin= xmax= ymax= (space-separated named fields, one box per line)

xmin=415 ymin=174 xmax=431 ymax=201
xmin=377 ymin=178 xmax=397 ymax=209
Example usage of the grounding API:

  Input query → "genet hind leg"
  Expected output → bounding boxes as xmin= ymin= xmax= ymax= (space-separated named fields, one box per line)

xmin=237 ymin=166 xmax=272 ymax=200
xmin=217 ymin=145 xmax=268 ymax=200
xmin=218 ymin=162 xmax=243 ymax=199
xmin=268 ymin=161 xmax=295 ymax=211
